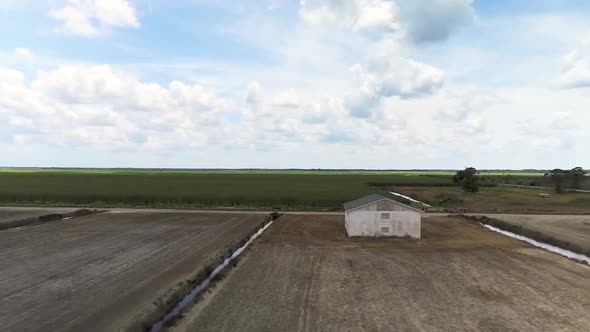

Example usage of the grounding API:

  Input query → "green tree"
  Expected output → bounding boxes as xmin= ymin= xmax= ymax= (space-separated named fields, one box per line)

xmin=454 ymin=167 xmax=479 ymax=193
xmin=545 ymin=169 xmax=568 ymax=193
xmin=545 ymin=167 xmax=586 ymax=192
xmin=571 ymin=167 xmax=586 ymax=189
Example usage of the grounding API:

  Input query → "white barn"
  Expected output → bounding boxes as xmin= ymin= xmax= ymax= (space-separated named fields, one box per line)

xmin=344 ymin=194 xmax=422 ymax=238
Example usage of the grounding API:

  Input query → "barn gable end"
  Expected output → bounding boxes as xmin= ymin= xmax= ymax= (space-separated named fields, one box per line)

xmin=343 ymin=194 xmax=422 ymax=238
xmin=344 ymin=194 xmax=422 ymax=213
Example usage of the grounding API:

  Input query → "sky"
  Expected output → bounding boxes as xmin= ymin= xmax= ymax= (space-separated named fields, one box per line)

xmin=1 ymin=0 xmax=590 ymax=169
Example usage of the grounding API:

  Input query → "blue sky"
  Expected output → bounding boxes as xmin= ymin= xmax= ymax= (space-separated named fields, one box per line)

xmin=1 ymin=0 xmax=590 ymax=169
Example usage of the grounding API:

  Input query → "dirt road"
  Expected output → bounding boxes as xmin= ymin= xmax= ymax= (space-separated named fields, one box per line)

xmin=173 ymin=215 xmax=590 ymax=332
xmin=0 ymin=206 xmax=343 ymax=215
xmin=0 ymin=212 xmax=266 ymax=332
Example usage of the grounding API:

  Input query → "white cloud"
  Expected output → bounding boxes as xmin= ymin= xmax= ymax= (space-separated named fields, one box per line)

xmin=299 ymin=0 xmax=473 ymax=43
xmin=0 ymin=65 xmax=228 ymax=150
xmin=14 ymin=48 xmax=33 ymax=60
xmin=299 ymin=101 xmax=326 ymax=123
xmin=300 ymin=0 xmax=401 ymax=33
xmin=33 ymin=65 xmax=130 ymax=102
xmin=373 ymin=59 xmax=444 ymax=98
xmin=550 ymin=111 xmax=575 ymax=130
xmin=49 ymin=0 xmax=140 ymax=37
xmin=400 ymin=0 xmax=474 ymax=44
xmin=5 ymin=2 xmax=590 ymax=168
xmin=50 ymin=4 xmax=100 ymax=36
xmin=517 ymin=111 xmax=581 ymax=151
xmin=297 ymin=1 xmax=447 ymax=119
xmin=0 ymin=67 xmax=25 ymax=83
xmin=435 ymin=87 xmax=503 ymax=121
xmin=246 ymin=81 xmax=264 ymax=107
xmin=92 ymin=0 xmax=139 ymax=27
xmin=272 ymin=90 xmax=300 ymax=108
xmin=346 ymin=58 xmax=444 ymax=117
xmin=560 ymin=34 xmax=590 ymax=88
xmin=3 ymin=62 xmax=589 ymax=167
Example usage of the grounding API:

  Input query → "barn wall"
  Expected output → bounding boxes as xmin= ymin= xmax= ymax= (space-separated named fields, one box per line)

xmin=344 ymin=212 xmax=350 ymax=235
xmin=345 ymin=209 xmax=421 ymax=238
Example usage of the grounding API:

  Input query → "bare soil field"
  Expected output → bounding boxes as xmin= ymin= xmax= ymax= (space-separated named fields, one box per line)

xmin=392 ymin=186 xmax=590 ymax=214
xmin=483 ymin=214 xmax=590 ymax=255
xmin=173 ymin=215 xmax=590 ymax=332
xmin=0 ymin=212 xmax=267 ymax=332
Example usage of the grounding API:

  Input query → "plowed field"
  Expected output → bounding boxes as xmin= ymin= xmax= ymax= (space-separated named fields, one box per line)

xmin=0 ymin=212 xmax=266 ymax=332
xmin=174 ymin=215 xmax=590 ymax=331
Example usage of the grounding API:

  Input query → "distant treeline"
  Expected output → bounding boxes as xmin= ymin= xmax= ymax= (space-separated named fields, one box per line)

xmin=0 ymin=167 xmax=555 ymax=173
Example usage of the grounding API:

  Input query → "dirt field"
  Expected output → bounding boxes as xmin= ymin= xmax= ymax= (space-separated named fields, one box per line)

xmin=484 ymin=214 xmax=590 ymax=255
xmin=392 ymin=186 xmax=590 ymax=213
xmin=173 ymin=215 xmax=590 ymax=332
xmin=0 ymin=212 xmax=267 ymax=332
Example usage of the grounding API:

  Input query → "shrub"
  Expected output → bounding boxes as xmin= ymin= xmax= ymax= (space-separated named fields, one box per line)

xmin=435 ymin=193 xmax=464 ymax=206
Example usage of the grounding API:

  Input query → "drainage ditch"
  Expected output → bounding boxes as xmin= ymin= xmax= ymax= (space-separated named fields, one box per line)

xmin=457 ymin=214 xmax=590 ymax=265
xmin=0 ymin=209 xmax=101 ymax=231
xmin=389 ymin=191 xmax=431 ymax=207
xmin=482 ymin=223 xmax=590 ymax=265
xmin=147 ymin=214 xmax=278 ymax=332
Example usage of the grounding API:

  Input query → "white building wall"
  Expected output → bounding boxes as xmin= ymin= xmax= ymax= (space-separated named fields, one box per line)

xmin=345 ymin=203 xmax=421 ymax=238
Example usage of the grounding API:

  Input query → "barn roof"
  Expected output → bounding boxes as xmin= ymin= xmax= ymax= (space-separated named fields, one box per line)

xmin=343 ymin=194 xmax=423 ymax=213
xmin=343 ymin=194 xmax=385 ymax=210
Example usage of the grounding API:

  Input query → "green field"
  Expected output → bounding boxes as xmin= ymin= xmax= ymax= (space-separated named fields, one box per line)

xmin=0 ymin=168 xmax=548 ymax=176
xmin=0 ymin=170 xmax=454 ymax=209
xmin=0 ymin=169 xmax=585 ymax=210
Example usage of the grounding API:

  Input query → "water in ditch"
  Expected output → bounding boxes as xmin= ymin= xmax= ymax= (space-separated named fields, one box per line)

xmin=149 ymin=220 xmax=274 ymax=332
xmin=389 ymin=191 xmax=431 ymax=207
xmin=482 ymin=224 xmax=590 ymax=265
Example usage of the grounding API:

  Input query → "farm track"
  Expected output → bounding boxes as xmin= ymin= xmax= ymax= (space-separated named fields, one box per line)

xmin=173 ymin=215 xmax=590 ymax=332
xmin=500 ymin=184 xmax=590 ymax=193
xmin=0 ymin=212 xmax=266 ymax=332
xmin=0 ymin=206 xmax=344 ymax=215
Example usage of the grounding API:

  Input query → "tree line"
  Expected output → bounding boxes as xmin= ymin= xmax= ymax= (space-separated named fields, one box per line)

xmin=545 ymin=167 xmax=586 ymax=193
xmin=454 ymin=167 xmax=586 ymax=194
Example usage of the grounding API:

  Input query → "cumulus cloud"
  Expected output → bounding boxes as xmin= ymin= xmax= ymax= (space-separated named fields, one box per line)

xmin=300 ymin=0 xmax=401 ymax=33
xmin=560 ymin=34 xmax=590 ymax=88
xmin=400 ymin=0 xmax=475 ymax=44
xmin=299 ymin=0 xmax=474 ymax=44
xmin=346 ymin=58 xmax=444 ymax=117
xmin=49 ymin=0 xmax=140 ymax=37
xmin=298 ymin=1 xmax=450 ymax=118
xmin=236 ymin=79 xmax=419 ymax=147
xmin=0 ymin=65 xmax=228 ymax=150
